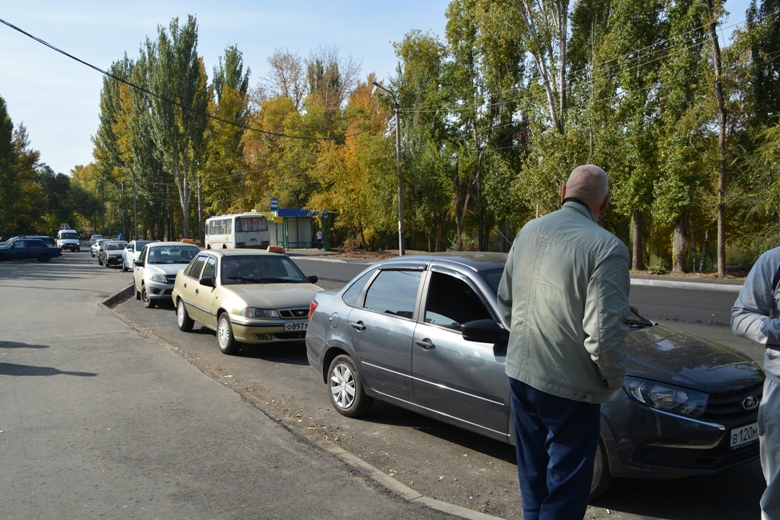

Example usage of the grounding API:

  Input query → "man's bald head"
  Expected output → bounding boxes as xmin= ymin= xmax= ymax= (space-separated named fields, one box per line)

xmin=561 ymin=165 xmax=611 ymax=219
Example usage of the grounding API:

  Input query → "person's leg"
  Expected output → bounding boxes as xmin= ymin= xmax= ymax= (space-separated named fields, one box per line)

xmin=537 ymin=392 xmax=600 ymax=520
xmin=509 ymin=377 xmax=548 ymax=520
xmin=760 ymin=378 xmax=780 ymax=519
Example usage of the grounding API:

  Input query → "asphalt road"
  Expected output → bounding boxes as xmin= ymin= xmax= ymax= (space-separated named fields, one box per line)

xmin=0 ymin=252 xmax=466 ymax=520
xmin=108 ymin=252 xmax=765 ymax=520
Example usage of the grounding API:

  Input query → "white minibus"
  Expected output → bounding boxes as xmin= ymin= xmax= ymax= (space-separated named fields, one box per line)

xmin=205 ymin=213 xmax=271 ymax=250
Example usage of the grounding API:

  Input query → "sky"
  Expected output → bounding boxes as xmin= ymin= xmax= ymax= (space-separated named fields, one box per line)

xmin=0 ymin=0 xmax=756 ymax=176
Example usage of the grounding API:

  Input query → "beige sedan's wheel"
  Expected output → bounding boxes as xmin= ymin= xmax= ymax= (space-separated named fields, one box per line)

xmin=217 ymin=313 xmax=239 ymax=355
xmin=177 ymin=299 xmax=194 ymax=332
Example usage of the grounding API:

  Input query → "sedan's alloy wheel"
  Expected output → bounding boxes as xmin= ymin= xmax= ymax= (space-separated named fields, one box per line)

xmin=331 ymin=364 xmax=356 ymax=410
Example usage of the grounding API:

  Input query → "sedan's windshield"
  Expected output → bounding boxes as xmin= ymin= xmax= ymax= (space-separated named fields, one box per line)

xmin=221 ymin=255 xmax=307 ymax=285
xmin=147 ymin=246 xmax=199 ymax=264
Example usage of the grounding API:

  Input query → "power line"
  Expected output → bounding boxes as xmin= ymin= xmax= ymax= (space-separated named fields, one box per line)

xmin=0 ymin=17 xmax=374 ymax=142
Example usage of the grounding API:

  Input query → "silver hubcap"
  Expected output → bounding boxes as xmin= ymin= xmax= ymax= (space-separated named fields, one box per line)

xmin=218 ymin=319 xmax=229 ymax=347
xmin=330 ymin=364 xmax=356 ymax=409
xmin=178 ymin=303 xmax=185 ymax=325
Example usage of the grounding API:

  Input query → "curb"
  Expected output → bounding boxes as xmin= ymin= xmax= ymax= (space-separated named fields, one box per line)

xmin=630 ymin=277 xmax=742 ymax=293
xmin=101 ymin=288 xmax=505 ymax=520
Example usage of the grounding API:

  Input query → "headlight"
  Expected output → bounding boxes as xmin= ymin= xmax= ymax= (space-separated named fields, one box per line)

xmin=624 ymin=377 xmax=708 ymax=418
xmin=241 ymin=308 xmax=280 ymax=318
xmin=150 ymin=273 xmax=167 ymax=283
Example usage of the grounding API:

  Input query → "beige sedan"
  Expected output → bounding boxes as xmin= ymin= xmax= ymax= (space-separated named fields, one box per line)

xmin=172 ymin=249 xmax=322 ymax=355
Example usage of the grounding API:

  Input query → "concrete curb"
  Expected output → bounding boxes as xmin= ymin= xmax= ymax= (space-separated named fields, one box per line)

xmin=102 ymin=288 xmax=505 ymax=520
xmin=630 ymin=277 xmax=742 ymax=293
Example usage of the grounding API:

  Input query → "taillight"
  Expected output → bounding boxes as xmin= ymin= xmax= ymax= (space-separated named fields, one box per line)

xmin=308 ymin=300 xmax=318 ymax=321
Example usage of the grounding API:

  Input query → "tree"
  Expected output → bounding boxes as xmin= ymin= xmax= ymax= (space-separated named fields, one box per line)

xmin=146 ymin=15 xmax=209 ymax=238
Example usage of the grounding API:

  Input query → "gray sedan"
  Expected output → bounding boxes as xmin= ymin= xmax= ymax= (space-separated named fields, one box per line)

xmin=305 ymin=253 xmax=764 ymax=497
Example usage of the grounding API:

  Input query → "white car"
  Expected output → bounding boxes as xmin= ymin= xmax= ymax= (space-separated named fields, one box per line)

xmin=88 ymin=234 xmax=104 ymax=246
xmin=133 ymin=242 xmax=201 ymax=308
xmin=90 ymin=239 xmax=108 ymax=257
xmin=121 ymin=240 xmax=159 ymax=272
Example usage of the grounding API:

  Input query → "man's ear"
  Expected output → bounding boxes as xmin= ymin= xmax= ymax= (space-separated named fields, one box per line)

xmin=599 ymin=193 xmax=612 ymax=214
xmin=560 ymin=182 xmax=567 ymax=203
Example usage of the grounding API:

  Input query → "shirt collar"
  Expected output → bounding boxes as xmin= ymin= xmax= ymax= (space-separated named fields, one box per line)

xmin=562 ymin=198 xmax=597 ymax=223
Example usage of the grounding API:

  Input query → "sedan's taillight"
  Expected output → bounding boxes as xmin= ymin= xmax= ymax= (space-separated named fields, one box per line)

xmin=308 ymin=300 xmax=318 ymax=321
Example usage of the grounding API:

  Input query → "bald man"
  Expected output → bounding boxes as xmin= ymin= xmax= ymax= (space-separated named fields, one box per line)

xmin=497 ymin=165 xmax=630 ymax=520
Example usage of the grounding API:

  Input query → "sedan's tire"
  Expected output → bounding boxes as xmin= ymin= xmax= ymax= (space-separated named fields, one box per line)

xmin=76 ymin=246 xmax=80 ymax=252
xmin=177 ymin=299 xmax=194 ymax=332
xmin=328 ymin=354 xmax=374 ymax=418
xmin=141 ymin=286 xmax=156 ymax=308
xmin=97 ymin=256 xmax=102 ymax=266
xmin=38 ymin=253 xmax=50 ymax=263
xmin=91 ymin=251 xmax=95 ymax=257
xmin=590 ymin=439 xmax=613 ymax=499
xmin=217 ymin=313 xmax=240 ymax=355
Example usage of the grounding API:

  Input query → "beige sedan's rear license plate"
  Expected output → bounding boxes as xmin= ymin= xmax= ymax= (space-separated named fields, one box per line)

xmin=731 ymin=422 xmax=758 ymax=448
xmin=284 ymin=322 xmax=307 ymax=332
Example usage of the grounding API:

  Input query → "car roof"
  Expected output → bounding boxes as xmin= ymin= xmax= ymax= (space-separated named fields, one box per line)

xmin=375 ymin=252 xmax=507 ymax=273
xmin=146 ymin=241 xmax=200 ymax=248
xmin=201 ymin=249 xmax=288 ymax=259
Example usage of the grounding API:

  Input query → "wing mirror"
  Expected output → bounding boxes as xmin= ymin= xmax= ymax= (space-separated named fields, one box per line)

xmin=461 ymin=319 xmax=509 ymax=344
xmin=308 ymin=275 xmax=318 ymax=284
xmin=199 ymin=277 xmax=216 ymax=288
xmin=134 ymin=259 xmax=144 ymax=267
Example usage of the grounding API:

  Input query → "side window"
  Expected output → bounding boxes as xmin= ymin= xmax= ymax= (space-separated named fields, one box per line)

xmin=140 ymin=246 xmax=149 ymax=262
xmin=185 ymin=255 xmax=208 ymax=279
xmin=363 ymin=270 xmax=422 ymax=319
xmin=201 ymin=257 xmax=217 ymax=280
xmin=424 ymin=272 xmax=492 ymax=330
xmin=342 ymin=269 xmax=375 ymax=307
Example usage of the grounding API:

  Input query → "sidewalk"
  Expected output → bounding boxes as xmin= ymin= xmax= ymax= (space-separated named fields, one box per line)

xmin=0 ymin=258 xmax=472 ymax=520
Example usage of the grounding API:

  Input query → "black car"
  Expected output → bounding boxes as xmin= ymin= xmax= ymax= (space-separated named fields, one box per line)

xmin=305 ymin=253 xmax=764 ymax=497
xmin=97 ymin=241 xmax=127 ymax=267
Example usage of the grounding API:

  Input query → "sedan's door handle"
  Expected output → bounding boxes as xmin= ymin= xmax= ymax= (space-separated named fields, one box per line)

xmin=415 ymin=338 xmax=435 ymax=350
xmin=349 ymin=321 xmax=366 ymax=331
xmin=195 ymin=288 xmax=199 ymax=295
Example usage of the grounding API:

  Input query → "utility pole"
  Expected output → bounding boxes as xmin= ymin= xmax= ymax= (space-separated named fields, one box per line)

xmin=372 ymin=81 xmax=405 ymax=256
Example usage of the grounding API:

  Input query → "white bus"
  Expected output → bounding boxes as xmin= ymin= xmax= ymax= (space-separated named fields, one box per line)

xmin=205 ymin=213 xmax=271 ymax=250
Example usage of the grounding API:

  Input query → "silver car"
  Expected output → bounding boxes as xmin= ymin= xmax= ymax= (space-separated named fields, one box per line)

xmin=305 ymin=253 xmax=764 ymax=497
xmin=132 ymin=242 xmax=200 ymax=308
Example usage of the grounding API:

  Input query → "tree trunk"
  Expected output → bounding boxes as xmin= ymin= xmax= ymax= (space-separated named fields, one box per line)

xmin=631 ymin=209 xmax=644 ymax=271
xmin=706 ymin=0 xmax=727 ymax=279
xmin=672 ymin=214 xmax=689 ymax=273
xmin=700 ymin=230 xmax=709 ymax=272
xmin=691 ymin=230 xmax=698 ymax=272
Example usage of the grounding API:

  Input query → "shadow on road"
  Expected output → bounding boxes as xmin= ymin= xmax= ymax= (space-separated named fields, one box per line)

xmin=0 ymin=362 xmax=97 ymax=377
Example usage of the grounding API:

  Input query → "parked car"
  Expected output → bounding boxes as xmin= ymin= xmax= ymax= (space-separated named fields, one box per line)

xmin=56 ymin=229 xmax=81 ymax=252
xmin=305 ymin=253 xmax=764 ymax=498
xmin=0 ymin=238 xmax=62 ymax=262
xmin=121 ymin=240 xmax=158 ymax=272
xmin=172 ymin=249 xmax=322 ymax=354
xmin=90 ymin=239 xmax=108 ymax=257
xmin=88 ymin=234 xmax=104 ymax=246
xmin=133 ymin=242 xmax=200 ymax=308
xmin=97 ymin=240 xmax=127 ymax=267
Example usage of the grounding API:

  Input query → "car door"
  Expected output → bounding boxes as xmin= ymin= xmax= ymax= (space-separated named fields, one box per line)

xmin=133 ymin=245 xmax=149 ymax=292
xmin=177 ymin=254 xmax=208 ymax=323
xmin=346 ymin=268 xmax=424 ymax=404
xmin=24 ymin=240 xmax=44 ymax=260
xmin=192 ymin=255 xmax=218 ymax=327
xmin=124 ymin=242 xmax=135 ymax=267
xmin=411 ymin=269 xmax=510 ymax=439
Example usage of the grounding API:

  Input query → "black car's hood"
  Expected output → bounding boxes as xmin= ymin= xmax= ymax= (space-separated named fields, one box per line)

xmin=626 ymin=324 xmax=765 ymax=392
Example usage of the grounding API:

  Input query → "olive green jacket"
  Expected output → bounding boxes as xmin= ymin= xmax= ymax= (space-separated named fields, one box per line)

xmin=497 ymin=201 xmax=630 ymax=404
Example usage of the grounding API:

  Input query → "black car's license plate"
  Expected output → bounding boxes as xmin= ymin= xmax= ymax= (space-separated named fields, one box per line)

xmin=731 ymin=422 xmax=759 ymax=448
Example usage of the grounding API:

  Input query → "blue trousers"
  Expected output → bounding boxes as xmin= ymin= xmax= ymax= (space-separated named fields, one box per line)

xmin=509 ymin=377 xmax=601 ymax=520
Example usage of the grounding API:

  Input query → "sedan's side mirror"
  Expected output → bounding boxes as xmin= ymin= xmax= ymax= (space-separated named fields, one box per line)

xmin=134 ymin=259 xmax=144 ymax=267
xmin=461 ymin=319 xmax=509 ymax=344
xmin=199 ymin=277 xmax=216 ymax=288
xmin=308 ymin=275 xmax=318 ymax=284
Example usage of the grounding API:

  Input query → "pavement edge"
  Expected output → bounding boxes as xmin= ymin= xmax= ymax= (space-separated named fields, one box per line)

xmin=101 ymin=288 xmax=505 ymax=520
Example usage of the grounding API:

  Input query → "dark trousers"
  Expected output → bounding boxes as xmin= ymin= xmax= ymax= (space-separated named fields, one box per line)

xmin=509 ymin=377 xmax=600 ymax=520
